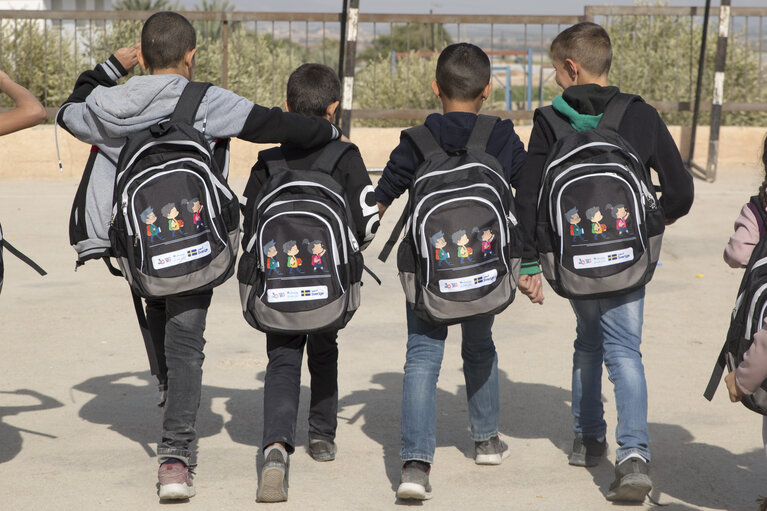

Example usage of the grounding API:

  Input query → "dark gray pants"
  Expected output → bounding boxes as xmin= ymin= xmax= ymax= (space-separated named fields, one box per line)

xmin=262 ymin=330 xmax=339 ymax=453
xmin=145 ymin=290 xmax=212 ymax=466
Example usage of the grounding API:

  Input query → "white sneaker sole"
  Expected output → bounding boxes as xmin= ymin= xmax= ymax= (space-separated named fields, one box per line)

xmin=257 ymin=465 xmax=288 ymax=502
xmin=475 ymin=448 xmax=511 ymax=465
xmin=397 ymin=482 xmax=433 ymax=500
xmin=158 ymin=483 xmax=195 ymax=500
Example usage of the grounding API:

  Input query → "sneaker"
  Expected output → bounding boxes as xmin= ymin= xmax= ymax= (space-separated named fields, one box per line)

xmin=308 ymin=436 xmax=337 ymax=462
xmin=157 ymin=460 xmax=195 ymax=500
xmin=396 ymin=460 xmax=432 ymax=500
xmin=474 ymin=435 xmax=510 ymax=465
xmin=257 ymin=447 xmax=289 ymax=502
xmin=606 ymin=457 xmax=653 ymax=502
xmin=568 ymin=437 xmax=607 ymax=467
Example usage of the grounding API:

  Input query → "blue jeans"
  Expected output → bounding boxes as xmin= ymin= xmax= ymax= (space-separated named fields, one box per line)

xmin=570 ymin=286 xmax=649 ymax=463
xmin=401 ymin=305 xmax=499 ymax=464
xmin=146 ymin=291 xmax=212 ymax=467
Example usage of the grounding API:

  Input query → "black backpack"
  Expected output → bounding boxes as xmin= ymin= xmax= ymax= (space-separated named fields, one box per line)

xmin=0 ymin=221 xmax=47 ymax=294
xmin=379 ymin=115 xmax=522 ymax=325
xmin=535 ymin=93 xmax=665 ymax=299
xmin=704 ymin=196 xmax=767 ymax=415
xmin=109 ymin=81 xmax=240 ymax=299
xmin=238 ymin=141 xmax=365 ymax=334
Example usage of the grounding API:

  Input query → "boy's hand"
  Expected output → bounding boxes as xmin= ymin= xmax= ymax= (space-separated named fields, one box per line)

xmin=339 ymin=134 xmax=351 ymax=143
xmin=724 ymin=371 xmax=744 ymax=402
xmin=114 ymin=43 xmax=140 ymax=72
xmin=0 ymin=70 xmax=10 ymax=92
xmin=518 ymin=273 xmax=544 ymax=304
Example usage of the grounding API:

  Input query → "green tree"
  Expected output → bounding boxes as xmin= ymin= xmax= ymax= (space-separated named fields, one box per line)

xmin=112 ymin=0 xmax=176 ymax=9
xmin=360 ymin=23 xmax=453 ymax=60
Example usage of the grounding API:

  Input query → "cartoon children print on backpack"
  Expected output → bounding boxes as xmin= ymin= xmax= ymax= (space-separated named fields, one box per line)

xmin=182 ymin=198 xmax=205 ymax=232
xmin=140 ymin=206 xmax=164 ymax=243
xmin=263 ymin=240 xmax=280 ymax=276
xmin=430 ymin=231 xmax=452 ymax=267
xmin=566 ymin=207 xmax=586 ymax=243
xmin=586 ymin=206 xmax=607 ymax=241
xmin=283 ymin=240 xmax=304 ymax=274
xmin=607 ymin=203 xmax=632 ymax=236
xmin=452 ymin=229 xmax=474 ymax=264
xmin=473 ymin=226 xmax=495 ymax=258
xmin=304 ymin=239 xmax=327 ymax=272
xmin=161 ymin=202 xmax=185 ymax=238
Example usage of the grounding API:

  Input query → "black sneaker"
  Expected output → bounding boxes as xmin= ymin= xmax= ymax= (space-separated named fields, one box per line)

xmin=308 ymin=436 xmax=337 ymax=462
xmin=396 ymin=460 xmax=432 ymax=500
xmin=257 ymin=447 xmax=289 ymax=502
xmin=474 ymin=435 xmax=510 ymax=465
xmin=606 ymin=457 xmax=652 ymax=502
xmin=568 ymin=437 xmax=607 ymax=467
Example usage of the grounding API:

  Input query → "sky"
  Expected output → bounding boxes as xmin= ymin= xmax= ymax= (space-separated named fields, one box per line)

xmin=193 ymin=0 xmax=708 ymax=15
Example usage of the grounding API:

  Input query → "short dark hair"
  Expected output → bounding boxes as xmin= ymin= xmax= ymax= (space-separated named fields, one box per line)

xmin=286 ymin=63 xmax=341 ymax=117
xmin=141 ymin=12 xmax=196 ymax=71
xmin=435 ymin=43 xmax=491 ymax=101
xmin=551 ymin=22 xmax=612 ymax=77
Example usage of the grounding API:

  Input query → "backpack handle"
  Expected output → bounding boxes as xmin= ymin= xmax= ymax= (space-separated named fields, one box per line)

xmin=311 ymin=140 xmax=355 ymax=173
xmin=403 ymin=125 xmax=446 ymax=161
xmin=466 ymin=114 xmax=499 ymax=152
xmin=598 ymin=93 xmax=642 ymax=132
xmin=170 ymin=81 xmax=213 ymax=126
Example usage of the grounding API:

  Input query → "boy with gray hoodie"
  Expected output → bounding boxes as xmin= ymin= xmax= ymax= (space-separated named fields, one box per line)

xmin=57 ymin=11 xmax=341 ymax=501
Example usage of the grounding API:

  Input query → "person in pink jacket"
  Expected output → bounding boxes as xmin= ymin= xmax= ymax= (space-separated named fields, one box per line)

xmin=723 ymin=136 xmax=767 ymax=458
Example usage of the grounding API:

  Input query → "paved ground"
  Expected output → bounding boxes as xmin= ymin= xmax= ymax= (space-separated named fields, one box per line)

xmin=1 ymin=164 xmax=766 ymax=510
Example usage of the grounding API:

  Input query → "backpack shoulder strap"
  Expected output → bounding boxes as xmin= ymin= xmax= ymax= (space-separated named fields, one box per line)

xmin=259 ymin=147 xmax=290 ymax=174
xmin=402 ymin=125 xmax=446 ymax=161
xmin=748 ymin=195 xmax=767 ymax=239
xmin=170 ymin=81 xmax=213 ymax=125
xmin=311 ymin=140 xmax=355 ymax=173
xmin=1 ymin=239 xmax=47 ymax=276
xmin=466 ymin=114 xmax=500 ymax=152
xmin=598 ymin=93 xmax=643 ymax=132
xmin=537 ymin=105 xmax=574 ymax=141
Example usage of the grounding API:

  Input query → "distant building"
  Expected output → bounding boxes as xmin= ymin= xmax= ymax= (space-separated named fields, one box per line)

xmin=0 ymin=0 xmax=112 ymax=9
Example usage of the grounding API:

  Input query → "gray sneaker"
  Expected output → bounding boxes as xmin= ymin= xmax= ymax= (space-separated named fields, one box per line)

xmin=257 ymin=447 xmax=289 ymax=502
xmin=606 ymin=457 xmax=652 ymax=502
xmin=474 ymin=435 xmax=510 ymax=465
xmin=568 ymin=437 xmax=607 ymax=467
xmin=396 ymin=460 xmax=432 ymax=500
xmin=308 ymin=436 xmax=337 ymax=462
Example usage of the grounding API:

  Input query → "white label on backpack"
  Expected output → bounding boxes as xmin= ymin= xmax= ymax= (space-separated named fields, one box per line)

xmin=267 ymin=285 xmax=329 ymax=303
xmin=152 ymin=241 xmax=212 ymax=270
xmin=438 ymin=269 xmax=497 ymax=294
xmin=573 ymin=247 xmax=634 ymax=269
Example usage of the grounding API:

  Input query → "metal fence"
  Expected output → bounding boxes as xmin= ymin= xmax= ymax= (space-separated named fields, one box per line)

xmin=0 ymin=6 xmax=765 ymax=124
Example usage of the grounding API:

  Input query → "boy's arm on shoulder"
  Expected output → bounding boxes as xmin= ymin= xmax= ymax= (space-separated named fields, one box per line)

xmin=490 ymin=119 xmax=527 ymax=188
xmin=336 ymin=147 xmax=379 ymax=250
xmin=231 ymin=99 xmax=339 ymax=148
xmin=57 ymin=54 xmax=129 ymax=135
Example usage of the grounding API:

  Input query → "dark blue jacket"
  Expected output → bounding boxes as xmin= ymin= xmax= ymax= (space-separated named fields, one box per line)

xmin=374 ymin=111 xmax=527 ymax=206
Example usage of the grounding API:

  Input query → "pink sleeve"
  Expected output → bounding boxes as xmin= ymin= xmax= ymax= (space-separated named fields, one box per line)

xmin=736 ymin=319 xmax=767 ymax=395
xmin=723 ymin=203 xmax=761 ymax=268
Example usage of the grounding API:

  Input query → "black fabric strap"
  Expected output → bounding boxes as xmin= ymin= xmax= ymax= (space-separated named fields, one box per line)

xmin=378 ymin=200 xmax=410 ymax=263
xmin=598 ymin=93 xmax=641 ymax=132
xmin=260 ymin=147 xmax=290 ymax=174
xmin=703 ymin=345 xmax=728 ymax=401
xmin=749 ymin=195 xmax=767 ymax=239
xmin=311 ymin=140 xmax=354 ymax=173
xmin=1 ymin=240 xmax=47 ymax=276
xmin=170 ymin=81 xmax=212 ymax=125
xmin=466 ymin=114 xmax=499 ymax=152
xmin=403 ymin=125 xmax=446 ymax=161
xmin=537 ymin=106 xmax=574 ymax=141
xmin=363 ymin=264 xmax=382 ymax=285
xmin=130 ymin=289 xmax=165 ymax=382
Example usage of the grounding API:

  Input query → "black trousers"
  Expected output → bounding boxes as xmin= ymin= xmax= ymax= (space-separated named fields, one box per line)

xmin=262 ymin=330 xmax=339 ymax=453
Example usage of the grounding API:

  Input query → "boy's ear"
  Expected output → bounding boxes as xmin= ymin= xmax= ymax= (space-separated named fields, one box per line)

xmin=284 ymin=100 xmax=291 ymax=113
xmin=325 ymin=100 xmax=339 ymax=119
xmin=481 ymin=82 xmax=492 ymax=101
xmin=431 ymin=80 xmax=441 ymax=98
xmin=564 ymin=58 xmax=578 ymax=81
xmin=137 ymin=48 xmax=148 ymax=71
xmin=184 ymin=48 xmax=197 ymax=71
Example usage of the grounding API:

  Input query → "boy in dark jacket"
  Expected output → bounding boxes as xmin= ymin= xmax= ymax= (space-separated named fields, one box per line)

xmin=515 ymin=22 xmax=694 ymax=503
xmin=57 ymin=12 xmax=342 ymax=501
xmin=241 ymin=63 xmax=379 ymax=503
xmin=375 ymin=42 xmax=529 ymax=501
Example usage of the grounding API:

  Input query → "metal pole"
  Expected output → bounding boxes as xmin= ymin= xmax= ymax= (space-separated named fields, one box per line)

xmin=339 ymin=0 xmax=359 ymax=137
xmin=526 ymin=47 xmax=533 ymax=111
xmin=221 ymin=18 xmax=229 ymax=89
xmin=706 ymin=0 xmax=731 ymax=182
xmin=336 ymin=0 xmax=347 ymax=125
xmin=686 ymin=0 xmax=710 ymax=176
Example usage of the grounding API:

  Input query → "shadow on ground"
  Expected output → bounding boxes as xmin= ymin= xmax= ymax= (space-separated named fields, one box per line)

xmin=0 ymin=389 xmax=63 ymax=464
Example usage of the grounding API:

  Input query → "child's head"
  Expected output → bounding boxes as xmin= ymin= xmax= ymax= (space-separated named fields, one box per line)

xmin=585 ymin=206 xmax=602 ymax=222
xmin=451 ymin=229 xmax=469 ymax=246
xmin=760 ymin=135 xmax=767 ymax=208
xmin=434 ymin=43 xmax=491 ymax=106
xmin=430 ymin=230 xmax=446 ymax=248
xmin=286 ymin=63 xmax=341 ymax=120
xmin=566 ymin=206 xmax=580 ymax=224
xmin=551 ymin=22 xmax=612 ymax=88
xmin=139 ymin=12 xmax=196 ymax=75
xmin=263 ymin=240 xmax=277 ymax=257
